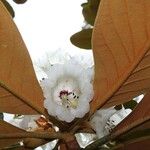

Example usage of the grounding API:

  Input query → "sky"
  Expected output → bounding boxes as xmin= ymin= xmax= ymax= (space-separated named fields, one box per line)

xmin=7 ymin=0 xmax=93 ymax=62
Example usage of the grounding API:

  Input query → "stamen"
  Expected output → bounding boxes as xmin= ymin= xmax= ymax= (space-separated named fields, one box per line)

xmin=69 ymin=99 xmax=78 ymax=109
xmin=59 ymin=90 xmax=69 ymax=99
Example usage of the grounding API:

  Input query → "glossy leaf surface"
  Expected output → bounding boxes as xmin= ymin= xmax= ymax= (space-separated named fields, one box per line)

xmin=0 ymin=1 xmax=45 ymax=115
xmin=91 ymin=0 xmax=150 ymax=114
xmin=0 ymin=120 xmax=25 ymax=148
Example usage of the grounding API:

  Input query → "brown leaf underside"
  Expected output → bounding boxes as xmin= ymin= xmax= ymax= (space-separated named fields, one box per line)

xmin=0 ymin=120 xmax=25 ymax=148
xmin=0 ymin=121 xmax=48 ymax=149
xmin=0 ymin=1 xmax=45 ymax=115
xmin=91 ymin=0 xmax=150 ymax=114
xmin=112 ymin=91 xmax=150 ymax=137
xmin=110 ymin=92 xmax=150 ymax=150
xmin=115 ymin=138 xmax=150 ymax=150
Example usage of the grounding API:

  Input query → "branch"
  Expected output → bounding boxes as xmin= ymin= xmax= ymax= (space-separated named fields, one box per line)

xmin=0 ymin=143 xmax=23 ymax=150
xmin=84 ymin=135 xmax=111 ymax=150
xmin=0 ymin=131 xmax=65 ymax=140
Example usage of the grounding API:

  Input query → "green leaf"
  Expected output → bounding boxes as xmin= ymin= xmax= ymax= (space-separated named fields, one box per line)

xmin=123 ymin=100 xmax=137 ymax=110
xmin=114 ymin=105 xmax=122 ymax=110
xmin=115 ymin=100 xmax=138 ymax=110
xmin=0 ymin=113 xmax=3 ymax=120
xmin=82 ymin=0 xmax=100 ymax=26
xmin=13 ymin=0 xmax=27 ymax=4
xmin=1 ymin=0 xmax=15 ymax=18
xmin=70 ymin=29 xmax=92 ymax=49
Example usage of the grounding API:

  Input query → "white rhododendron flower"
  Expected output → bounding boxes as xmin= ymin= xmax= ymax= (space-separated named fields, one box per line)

xmin=105 ymin=107 xmax=132 ymax=131
xmin=40 ymin=61 xmax=94 ymax=122
xmin=90 ymin=107 xmax=117 ymax=138
xmin=90 ymin=106 xmax=132 ymax=138
xmin=33 ymin=49 xmax=94 ymax=81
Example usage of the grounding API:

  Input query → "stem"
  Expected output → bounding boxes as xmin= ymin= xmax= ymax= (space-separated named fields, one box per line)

xmin=53 ymin=140 xmax=60 ymax=150
xmin=0 ymin=143 xmax=23 ymax=150
xmin=84 ymin=128 xmax=150 ymax=150
xmin=0 ymin=131 xmax=65 ymax=140
xmin=84 ymin=135 xmax=111 ymax=150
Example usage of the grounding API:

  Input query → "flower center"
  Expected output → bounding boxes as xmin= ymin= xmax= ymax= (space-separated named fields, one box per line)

xmin=53 ymin=77 xmax=80 ymax=109
xmin=59 ymin=90 xmax=79 ymax=109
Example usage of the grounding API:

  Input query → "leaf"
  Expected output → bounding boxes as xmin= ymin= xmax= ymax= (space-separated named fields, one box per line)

xmin=0 ymin=121 xmax=48 ymax=149
xmin=84 ymin=92 xmax=150 ymax=150
xmin=57 ymin=135 xmax=80 ymax=150
xmin=59 ymin=143 xmax=67 ymax=150
xmin=15 ymin=147 xmax=32 ymax=150
xmin=111 ymin=91 xmax=150 ymax=138
xmin=0 ymin=113 xmax=3 ymax=120
xmin=1 ymin=0 xmax=15 ymax=18
xmin=91 ymin=0 xmax=150 ymax=114
xmin=23 ymin=138 xmax=48 ymax=149
xmin=0 ymin=144 xmax=28 ymax=150
xmin=115 ymin=138 xmax=150 ymax=150
xmin=13 ymin=0 xmax=27 ymax=4
xmin=123 ymin=100 xmax=137 ymax=110
xmin=84 ymin=135 xmax=110 ymax=150
xmin=115 ymin=105 xmax=123 ymax=110
xmin=77 ymin=121 xmax=95 ymax=133
xmin=0 ymin=1 xmax=45 ymax=115
xmin=63 ymin=134 xmax=80 ymax=150
xmin=70 ymin=29 xmax=92 ymax=49
xmin=110 ymin=92 xmax=150 ymax=149
xmin=82 ymin=0 xmax=100 ymax=26
xmin=0 ymin=120 xmax=25 ymax=148
xmin=115 ymin=100 xmax=137 ymax=110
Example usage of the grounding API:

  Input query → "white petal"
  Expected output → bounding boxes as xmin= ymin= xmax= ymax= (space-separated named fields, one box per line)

xmin=90 ymin=107 xmax=116 ymax=138
xmin=41 ymin=60 xmax=94 ymax=122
